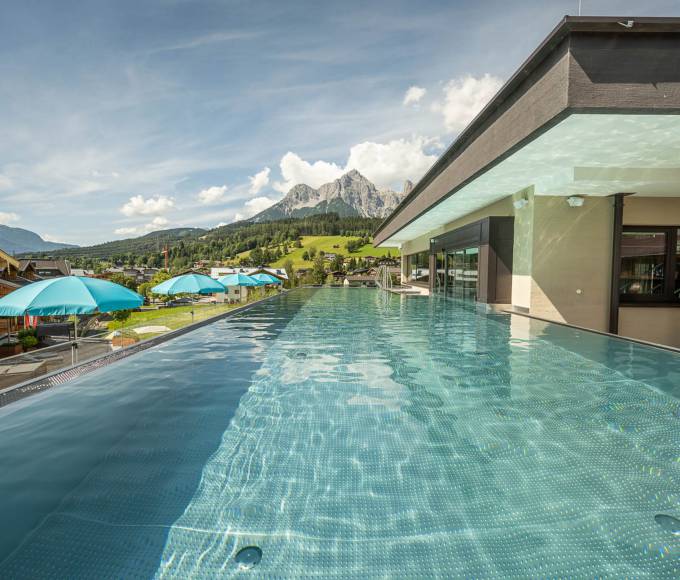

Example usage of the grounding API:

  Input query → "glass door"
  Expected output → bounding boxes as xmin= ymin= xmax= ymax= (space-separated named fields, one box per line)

xmin=445 ymin=247 xmax=479 ymax=300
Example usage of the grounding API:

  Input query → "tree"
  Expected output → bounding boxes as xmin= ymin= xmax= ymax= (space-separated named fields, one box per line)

xmin=308 ymin=246 xmax=317 ymax=260
xmin=301 ymin=250 xmax=310 ymax=261
xmin=111 ymin=309 xmax=132 ymax=325
xmin=137 ymin=282 xmax=153 ymax=298
xmin=312 ymin=254 xmax=326 ymax=284
xmin=108 ymin=273 xmax=137 ymax=291
xmin=330 ymin=253 xmax=345 ymax=271
xmin=283 ymin=259 xmax=295 ymax=288
xmin=149 ymin=271 xmax=172 ymax=302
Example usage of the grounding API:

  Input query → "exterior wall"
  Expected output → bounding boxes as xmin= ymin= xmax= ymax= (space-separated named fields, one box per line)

xmin=528 ymin=196 xmax=613 ymax=331
xmin=568 ymin=32 xmax=680 ymax=112
xmin=399 ymin=192 xmax=680 ymax=348
xmin=618 ymin=196 xmax=680 ymax=347
xmin=619 ymin=309 xmax=680 ymax=348
xmin=511 ymin=188 xmax=534 ymax=310
xmin=622 ymin=196 xmax=680 ymax=226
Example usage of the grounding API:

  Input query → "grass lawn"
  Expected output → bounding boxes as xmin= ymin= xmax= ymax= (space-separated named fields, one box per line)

xmin=235 ymin=235 xmax=398 ymax=269
xmin=107 ymin=302 xmax=237 ymax=333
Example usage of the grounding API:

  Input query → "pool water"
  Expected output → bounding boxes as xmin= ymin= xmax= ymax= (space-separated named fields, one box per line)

xmin=0 ymin=288 xmax=679 ymax=578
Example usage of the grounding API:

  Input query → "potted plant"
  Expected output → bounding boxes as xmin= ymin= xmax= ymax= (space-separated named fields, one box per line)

xmin=0 ymin=340 xmax=22 ymax=357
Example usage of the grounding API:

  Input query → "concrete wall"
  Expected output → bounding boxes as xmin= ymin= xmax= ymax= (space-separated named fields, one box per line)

xmin=528 ymin=196 xmax=613 ymax=331
xmin=618 ymin=196 xmax=680 ymax=347
xmin=622 ymin=196 xmax=680 ymax=225
xmin=619 ymin=308 xmax=680 ymax=348
xmin=511 ymin=188 xmax=534 ymax=310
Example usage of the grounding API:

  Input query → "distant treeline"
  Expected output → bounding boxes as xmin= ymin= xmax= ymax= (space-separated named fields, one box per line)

xmin=26 ymin=214 xmax=384 ymax=271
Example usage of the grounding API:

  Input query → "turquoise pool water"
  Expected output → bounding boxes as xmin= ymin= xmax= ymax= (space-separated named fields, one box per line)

xmin=0 ymin=288 xmax=679 ymax=578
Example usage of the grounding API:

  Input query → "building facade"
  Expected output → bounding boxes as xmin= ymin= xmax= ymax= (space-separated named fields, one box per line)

xmin=374 ymin=16 xmax=680 ymax=348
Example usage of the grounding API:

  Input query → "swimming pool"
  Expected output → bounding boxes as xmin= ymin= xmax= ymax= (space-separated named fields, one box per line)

xmin=0 ymin=288 xmax=679 ymax=578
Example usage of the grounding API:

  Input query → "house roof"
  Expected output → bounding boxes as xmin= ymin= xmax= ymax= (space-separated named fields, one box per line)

xmin=0 ymin=249 xmax=19 ymax=270
xmin=210 ymin=266 xmax=289 ymax=280
xmin=19 ymin=259 xmax=70 ymax=276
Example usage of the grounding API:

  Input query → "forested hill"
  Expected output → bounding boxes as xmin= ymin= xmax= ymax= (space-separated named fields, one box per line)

xmin=23 ymin=228 xmax=206 ymax=261
xmin=27 ymin=214 xmax=384 ymax=270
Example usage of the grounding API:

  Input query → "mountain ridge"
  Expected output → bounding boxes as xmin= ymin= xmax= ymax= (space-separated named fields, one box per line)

xmin=251 ymin=169 xmax=408 ymax=222
xmin=0 ymin=225 xmax=78 ymax=254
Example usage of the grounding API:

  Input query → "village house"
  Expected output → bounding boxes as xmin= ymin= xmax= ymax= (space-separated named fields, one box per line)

xmin=19 ymin=258 xmax=70 ymax=279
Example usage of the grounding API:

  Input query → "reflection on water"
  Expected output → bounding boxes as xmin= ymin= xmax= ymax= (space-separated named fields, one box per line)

xmin=1 ymin=289 xmax=679 ymax=578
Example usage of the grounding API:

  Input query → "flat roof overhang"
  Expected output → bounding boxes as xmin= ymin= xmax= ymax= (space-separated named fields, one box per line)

xmin=374 ymin=16 xmax=680 ymax=247
xmin=378 ymin=112 xmax=680 ymax=246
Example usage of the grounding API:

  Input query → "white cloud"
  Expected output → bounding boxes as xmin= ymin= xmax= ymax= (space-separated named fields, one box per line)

xmin=346 ymin=137 xmax=437 ymax=189
xmin=114 ymin=226 xmax=139 ymax=236
xmin=271 ymin=136 xmax=438 ymax=194
xmin=197 ymin=184 xmax=228 ymax=205
xmin=114 ymin=216 xmax=170 ymax=237
xmin=273 ymin=152 xmax=344 ymax=193
xmin=403 ymin=86 xmax=426 ymax=106
xmin=0 ymin=212 xmax=20 ymax=224
xmin=147 ymin=216 xmax=169 ymax=230
xmin=244 ymin=196 xmax=277 ymax=216
xmin=248 ymin=166 xmax=271 ymax=195
xmin=432 ymin=74 xmax=503 ymax=133
xmin=120 ymin=194 xmax=175 ymax=216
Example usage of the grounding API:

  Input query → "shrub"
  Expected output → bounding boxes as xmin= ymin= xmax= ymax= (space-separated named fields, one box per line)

xmin=19 ymin=335 xmax=38 ymax=349
xmin=17 ymin=328 xmax=37 ymax=340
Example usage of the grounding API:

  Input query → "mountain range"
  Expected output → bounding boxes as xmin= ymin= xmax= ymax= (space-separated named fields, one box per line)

xmin=251 ymin=169 xmax=411 ymax=222
xmin=0 ymin=225 xmax=78 ymax=254
xmin=6 ymin=171 xmax=410 ymax=259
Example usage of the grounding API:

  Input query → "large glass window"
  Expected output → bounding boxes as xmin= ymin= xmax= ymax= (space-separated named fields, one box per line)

xmin=619 ymin=227 xmax=678 ymax=303
xmin=407 ymin=251 xmax=429 ymax=283
xmin=445 ymin=246 xmax=479 ymax=300
xmin=435 ymin=251 xmax=445 ymax=290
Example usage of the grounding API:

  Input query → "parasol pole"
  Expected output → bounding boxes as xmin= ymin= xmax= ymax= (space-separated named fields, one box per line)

xmin=71 ymin=314 xmax=78 ymax=366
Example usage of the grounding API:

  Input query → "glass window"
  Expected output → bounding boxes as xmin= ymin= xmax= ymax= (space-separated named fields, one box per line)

xmin=620 ymin=231 xmax=666 ymax=296
xmin=435 ymin=251 xmax=445 ymax=290
xmin=619 ymin=227 xmax=680 ymax=304
xmin=676 ymin=229 xmax=680 ymax=300
xmin=408 ymin=251 xmax=429 ymax=283
xmin=445 ymin=246 xmax=479 ymax=300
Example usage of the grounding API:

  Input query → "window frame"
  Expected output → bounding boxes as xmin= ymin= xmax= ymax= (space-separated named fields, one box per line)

xmin=619 ymin=225 xmax=679 ymax=305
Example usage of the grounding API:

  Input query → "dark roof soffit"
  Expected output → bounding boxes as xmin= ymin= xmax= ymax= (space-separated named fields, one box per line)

xmin=373 ymin=15 xmax=680 ymax=242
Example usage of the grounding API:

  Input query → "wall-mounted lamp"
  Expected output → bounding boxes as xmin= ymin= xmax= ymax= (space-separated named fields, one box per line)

xmin=566 ymin=196 xmax=585 ymax=208
xmin=513 ymin=198 xmax=529 ymax=210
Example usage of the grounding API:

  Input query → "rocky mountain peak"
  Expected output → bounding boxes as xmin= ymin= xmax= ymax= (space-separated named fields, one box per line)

xmin=250 ymin=170 xmax=408 ymax=222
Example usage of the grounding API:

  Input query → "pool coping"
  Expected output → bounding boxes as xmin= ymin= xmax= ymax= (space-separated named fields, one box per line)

xmin=0 ymin=292 xmax=286 ymax=408
xmin=504 ymin=308 xmax=680 ymax=355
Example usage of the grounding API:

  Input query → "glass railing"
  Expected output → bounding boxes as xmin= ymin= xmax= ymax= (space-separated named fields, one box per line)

xmin=0 ymin=289 xmax=281 ymax=393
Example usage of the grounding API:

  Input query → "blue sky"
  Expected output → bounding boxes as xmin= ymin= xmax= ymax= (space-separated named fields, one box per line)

xmin=1 ymin=0 xmax=678 ymax=245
